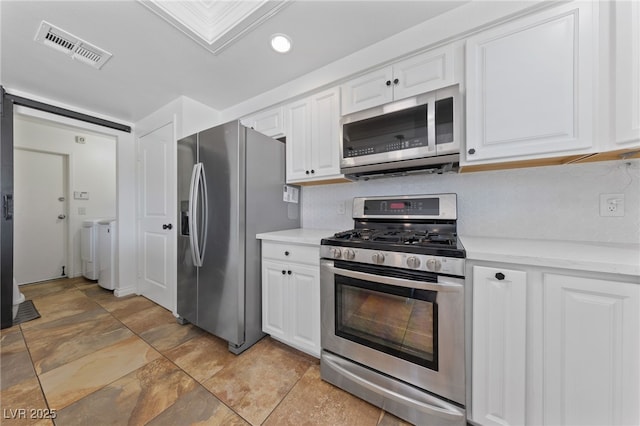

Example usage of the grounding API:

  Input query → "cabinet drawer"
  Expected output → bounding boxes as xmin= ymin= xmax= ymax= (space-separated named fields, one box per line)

xmin=262 ymin=241 xmax=319 ymax=265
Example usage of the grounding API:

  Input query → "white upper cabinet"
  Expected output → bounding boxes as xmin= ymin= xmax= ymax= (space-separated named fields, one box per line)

xmin=613 ymin=0 xmax=640 ymax=148
xmin=285 ymin=87 xmax=344 ymax=184
xmin=341 ymin=43 xmax=459 ymax=115
xmin=464 ymin=1 xmax=596 ymax=165
xmin=341 ymin=67 xmax=393 ymax=115
xmin=241 ymin=106 xmax=285 ymax=138
xmin=285 ymin=98 xmax=310 ymax=181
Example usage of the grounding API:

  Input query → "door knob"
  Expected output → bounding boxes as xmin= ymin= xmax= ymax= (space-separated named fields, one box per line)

xmin=57 ymin=214 xmax=66 ymax=219
xmin=163 ymin=223 xmax=173 ymax=230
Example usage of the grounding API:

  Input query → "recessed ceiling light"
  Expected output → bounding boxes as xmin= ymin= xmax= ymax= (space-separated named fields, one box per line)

xmin=271 ymin=33 xmax=291 ymax=53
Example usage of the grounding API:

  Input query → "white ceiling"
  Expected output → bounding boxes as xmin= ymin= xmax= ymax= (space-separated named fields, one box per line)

xmin=0 ymin=0 xmax=468 ymax=123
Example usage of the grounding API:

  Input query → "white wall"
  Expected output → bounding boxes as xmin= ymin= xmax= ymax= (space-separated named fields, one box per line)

xmin=14 ymin=114 xmax=117 ymax=278
xmin=301 ymin=159 xmax=640 ymax=245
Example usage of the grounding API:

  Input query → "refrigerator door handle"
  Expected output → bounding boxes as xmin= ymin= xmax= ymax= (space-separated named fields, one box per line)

xmin=198 ymin=165 xmax=208 ymax=265
xmin=188 ymin=163 xmax=202 ymax=267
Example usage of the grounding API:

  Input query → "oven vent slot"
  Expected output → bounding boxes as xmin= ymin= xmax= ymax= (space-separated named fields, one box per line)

xmin=35 ymin=21 xmax=113 ymax=69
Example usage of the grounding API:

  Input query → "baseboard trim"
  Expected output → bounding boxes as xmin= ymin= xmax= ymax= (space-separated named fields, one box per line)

xmin=114 ymin=286 xmax=136 ymax=297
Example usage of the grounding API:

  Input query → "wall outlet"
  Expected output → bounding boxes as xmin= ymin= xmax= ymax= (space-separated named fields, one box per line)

xmin=599 ymin=193 xmax=625 ymax=217
xmin=337 ymin=201 xmax=346 ymax=215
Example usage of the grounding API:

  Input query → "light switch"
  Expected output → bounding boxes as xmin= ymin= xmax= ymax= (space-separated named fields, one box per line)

xmin=74 ymin=191 xmax=90 ymax=200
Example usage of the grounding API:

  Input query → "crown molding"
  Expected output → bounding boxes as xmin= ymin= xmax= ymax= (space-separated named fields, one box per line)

xmin=139 ymin=0 xmax=290 ymax=55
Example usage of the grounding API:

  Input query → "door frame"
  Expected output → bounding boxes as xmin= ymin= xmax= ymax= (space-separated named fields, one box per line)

xmin=1 ymin=87 xmax=134 ymax=328
xmin=13 ymin=147 xmax=71 ymax=284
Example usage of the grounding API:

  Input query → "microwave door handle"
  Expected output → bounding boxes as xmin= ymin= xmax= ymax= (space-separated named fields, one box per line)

xmin=426 ymin=92 xmax=436 ymax=154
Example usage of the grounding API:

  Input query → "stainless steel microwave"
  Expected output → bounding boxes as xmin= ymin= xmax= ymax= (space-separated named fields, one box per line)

xmin=341 ymin=85 xmax=461 ymax=178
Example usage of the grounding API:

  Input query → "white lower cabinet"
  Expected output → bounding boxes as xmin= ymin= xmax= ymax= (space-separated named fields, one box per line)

xmin=471 ymin=263 xmax=640 ymax=426
xmin=261 ymin=242 xmax=320 ymax=357
xmin=543 ymin=274 xmax=640 ymax=426
xmin=471 ymin=265 xmax=527 ymax=426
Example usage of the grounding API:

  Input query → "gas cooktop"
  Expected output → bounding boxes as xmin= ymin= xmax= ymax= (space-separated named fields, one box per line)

xmin=322 ymin=228 xmax=465 ymax=258
xmin=321 ymin=194 xmax=466 ymax=272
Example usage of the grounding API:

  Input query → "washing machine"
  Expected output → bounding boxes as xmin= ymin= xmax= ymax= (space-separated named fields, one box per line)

xmin=98 ymin=219 xmax=117 ymax=290
xmin=81 ymin=219 xmax=103 ymax=280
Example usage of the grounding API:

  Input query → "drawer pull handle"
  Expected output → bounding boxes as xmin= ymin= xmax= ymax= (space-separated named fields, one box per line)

xmin=495 ymin=272 xmax=505 ymax=280
xmin=285 ymin=251 xmax=290 ymax=256
xmin=287 ymin=270 xmax=292 ymax=275
xmin=282 ymin=270 xmax=286 ymax=275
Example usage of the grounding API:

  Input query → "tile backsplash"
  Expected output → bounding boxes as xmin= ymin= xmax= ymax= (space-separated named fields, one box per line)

xmin=301 ymin=159 xmax=640 ymax=244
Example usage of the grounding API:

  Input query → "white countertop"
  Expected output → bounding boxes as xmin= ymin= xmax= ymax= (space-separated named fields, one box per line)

xmin=256 ymin=228 xmax=339 ymax=246
xmin=461 ymin=236 xmax=640 ymax=277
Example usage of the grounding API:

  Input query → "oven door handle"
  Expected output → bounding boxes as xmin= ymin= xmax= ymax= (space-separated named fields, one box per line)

xmin=327 ymin=262 xmax=463 ymax=293
xmin=323 ymin=352 xmax=465 ymax=422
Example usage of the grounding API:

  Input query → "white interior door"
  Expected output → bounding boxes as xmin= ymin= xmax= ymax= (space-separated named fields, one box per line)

xmin=137 ymin=122 xmax=175 ymax=310
xmin=14 ymin=149 xmax=68 ymax=284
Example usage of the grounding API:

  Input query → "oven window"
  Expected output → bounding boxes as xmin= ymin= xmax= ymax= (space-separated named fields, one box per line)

xmin=335 ymin=275 xmax=438 ymax=370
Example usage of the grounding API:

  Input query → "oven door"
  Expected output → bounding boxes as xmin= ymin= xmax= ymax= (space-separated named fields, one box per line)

xmin=320 ymin=259 xmax=465 ymax=405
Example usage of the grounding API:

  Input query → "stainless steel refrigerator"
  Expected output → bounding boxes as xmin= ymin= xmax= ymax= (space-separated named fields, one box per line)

xmin=177 ymin=121 xmax=299 ymax=354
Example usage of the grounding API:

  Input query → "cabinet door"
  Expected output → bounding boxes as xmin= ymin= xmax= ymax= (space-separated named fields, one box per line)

xmin=341 ymin=67 xmax=393 ymax=115
xmin=472 ymin=265 xmax=527 ymax=426
xmin=465 ymin=2 xmax=595 ymax=163
xmin=285 ymin=98 xmax=311 ymax=182
xmin=249 ymin=107 xmax=285 ymax=138
xmin=289 ymin=264 xmax=320 ymax=357
xmin=614 ymin=0 xmax=640 ymax=147
xmin=543 ymin=274 xmax=639 ymax=426
xmin=310 ymin=88 xmax=342 ymax=179
xmin=262 ymin=260 xmax=287 ymax=341
xmin=392 ymin=45 xmax=457 ymax=101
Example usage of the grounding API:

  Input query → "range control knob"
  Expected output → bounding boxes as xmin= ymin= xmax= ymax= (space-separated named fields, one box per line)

xmin=406 ymin=256 xmax=421 ymax=269
xmin=344 ymin=249 xmax=356 ymax=260
xmin=372 ymin=252 xmax=386 ymax=264
xmin=330 ymin=248 xmax=342 ymax=259
xmin=426 ymin=258 xmax=442 ymax=272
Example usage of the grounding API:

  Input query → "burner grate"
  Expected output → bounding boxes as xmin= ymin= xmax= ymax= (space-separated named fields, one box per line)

xmin=331 ymin=229 xmax=456 ymax=247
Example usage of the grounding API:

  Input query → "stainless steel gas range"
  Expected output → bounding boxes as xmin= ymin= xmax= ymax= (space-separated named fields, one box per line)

xmin=320 ymin=193 xmax=466 ymax=425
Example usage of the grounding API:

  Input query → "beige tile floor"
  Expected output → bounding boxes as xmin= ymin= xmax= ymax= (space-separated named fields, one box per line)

xmin=0 ymin=277 xmax=412 ymax=426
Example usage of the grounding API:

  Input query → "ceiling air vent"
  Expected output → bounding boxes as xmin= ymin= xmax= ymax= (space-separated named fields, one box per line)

xmin=35 ymin=21 xmax=112 ymax=69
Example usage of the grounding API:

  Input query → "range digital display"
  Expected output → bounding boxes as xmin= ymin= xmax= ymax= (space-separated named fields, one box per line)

xmin=363 ymin=198 xmax=440 ymax=216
